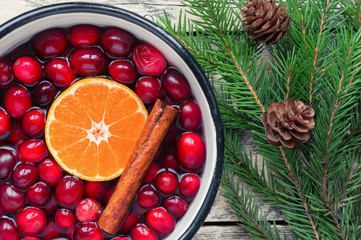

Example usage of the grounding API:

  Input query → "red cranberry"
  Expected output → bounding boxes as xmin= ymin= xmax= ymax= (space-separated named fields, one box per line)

xmin=26 ymin=182 xmax=50 ymax=206
xmin=0 ymin=148 xmax=16 ymax=179
xmin=55 ymin=208 xmax=76 ymax=229
xmin=4 ymin=85 xmax=32 ymax=119
xmin=144 ymin=162 xmax=160 ymax=184
xmin=146 ymin=208 xmax=175 ymax=235
xmin=69 ymin=25 xmax=100 ymax=46
xmin=130 ymin=224 xmax=158 ymax=240
xmin=0 ymin=108 xmax=11 ymax=137
xmin=43 ymin=195 xmax=58 ymax=216
xmin=102 ymin=182 xmax=115 ymax=206
xmin=16 ymin=207 xmax=47 ymax=236
xmin=118 ymin=210 xmax=139 ymax=233
xmin=0 ymin=183 xmax=25 ymax=213
xmin=162 ymin=68 xmax=190 ymax=102
xmin=101 ymin=27 xmax=135 ymax=57
xmin=40 ymin=220 xmax=62 ymax=240
xmin=32 ymin=80 xmax=57 ymax=107
xmin=8 ymin=121 xmax=26 ymax=145
xmin=0 ymin=217 xmax=20 ymax=240
xmin=109 ymin=59 xmax=138 ymax=84
xmin=155 ymin=171 xmax=178 ymax=194
xmin=38 ymin=158 xmax=63 ymax=187
xmin=70 ymin=47 xmax=107 ymax=76
xmin=21 ymin=237 xmax=41 ymax=240
xmin=45 ymin=58 xmax=76 ymax=87
xmin=179 ymin=100 xmax=201 ymax=130
xmin=177 ymin=132 xmax=206 ymax=171
xmin=137 ymin=185 xmax=160 ymax=209
xmin=161 ymin=154 xmax=179 ymax=171
xmin=132 ymin=43 xmax=167 ymax=76
xmin=163 ymin=195 xmax=188 ymax=218
xmin=0 ymin=59 xmax=14 ymax=88
xmin=84 ymin=181 xmax=105 ymax=199
xmin=32 ymin=28 xmax=68 ymax=58
xmin=75 ymin=198 xmax=102 ymax=222
xmin=18 ymin=139 xmax=47 ymax=162
xmin=179 ymin=173 xmax=200 ymax=198
xmin=111 ymin=237 xmax=130 ymax=240
xmin=13 ymin=57 xmax=43 ymax=85
xmin=56 ymin=176 xmax=84 ymax=207
xmin=21 ymin=109 xmax=45 ymax=137
xmin=135 ymin=77 xmax=162 ymax=103
xmin=73 ymin=222 xmax=103 ymax=240
xmin=11 ymin=163 xmax=39 ymax=189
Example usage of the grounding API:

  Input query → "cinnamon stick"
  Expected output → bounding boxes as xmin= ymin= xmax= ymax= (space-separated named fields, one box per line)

xmin=97 ymin=99 xmax=178 ymax=235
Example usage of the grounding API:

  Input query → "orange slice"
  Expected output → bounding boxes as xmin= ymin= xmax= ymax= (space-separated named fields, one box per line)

xmin=45 ymin=77 xmax=148 ymax=181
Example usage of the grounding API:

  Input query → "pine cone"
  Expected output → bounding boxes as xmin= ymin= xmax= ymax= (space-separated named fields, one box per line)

xmin=241 ymin=0 xmax=290 ymax=45
xmin=261 ymin=99 xmax=315 ymax=150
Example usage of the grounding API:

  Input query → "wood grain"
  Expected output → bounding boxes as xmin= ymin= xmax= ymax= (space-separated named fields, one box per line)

xmin=0 ymin=1 xmax=287 ymax=239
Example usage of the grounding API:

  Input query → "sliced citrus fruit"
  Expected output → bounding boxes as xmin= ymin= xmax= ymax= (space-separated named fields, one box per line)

xmin=45 ymin=77 xmax=148 ymax=181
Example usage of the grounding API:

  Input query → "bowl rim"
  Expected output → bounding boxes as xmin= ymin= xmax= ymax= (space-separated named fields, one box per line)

xmin=0 ymin=2 xmax=225 ymax=239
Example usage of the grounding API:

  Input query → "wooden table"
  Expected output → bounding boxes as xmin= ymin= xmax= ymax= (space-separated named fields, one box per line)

xmin=0 ymin=1 xmax=282 ymax=239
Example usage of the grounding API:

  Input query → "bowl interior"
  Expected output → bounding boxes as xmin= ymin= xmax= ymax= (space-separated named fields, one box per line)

xmin=0 ymin=10 xmax=219 ymax=240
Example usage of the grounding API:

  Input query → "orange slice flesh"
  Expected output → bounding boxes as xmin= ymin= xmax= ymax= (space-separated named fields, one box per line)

xmin=45 ymin=78 xmax=148 ymax=181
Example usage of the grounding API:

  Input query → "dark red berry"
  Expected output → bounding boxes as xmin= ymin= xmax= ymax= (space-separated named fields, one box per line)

xmin=21 ymin=109 xmax=45 ymax=137
xmin=16 ymin=207 xmax=47 ymax=236
xmin=84 ymin=181 xmax=105 ymax=199
xmin=161 ymin=154 xmax=179 ymax=171
xmin=43 ymin=195 xmax=58 ymax=216
xmin=144 ymin=162 xmax=160 ymax=184
xmin=40 ymin=220 xmax=62 ymax=240
xmin=0 ymin=183 xmax=25 ymax=213
xmin=137 ymin=185 xmax=160 ymax=209
xmin=55 ymin=176 xmax=84 ymax=207
xmin=11 ymin=162 xmax=39 ymax=189
xmin=32 ymin=28 xmax=68 ymax=58
xmin=70 ymin=47 xmax=107 ymax=76
xmin=118 ymin=210 xmax=139 ymax=233
xmin=130 ymin=224 xmax=158 ymax=240
xmin=18 ymin=139 xmax=47 ymax=162
xmin=132 ymin=43 xmax=167 ymax=76
xmin=75 ymin=198 xmax=102 ymax=222
xmin=102 ymin=182 xmax=115 ymax=206
xmin=162 ymin=68 xmax=190 ymax=102
xmin=69 ymin=25 xmax=100 ymax=46
xmin=38 ymin=158 xmax=63 ymax=187
xmin=26 ymin=182 xmax=50 ymax=206
xmin=101 ymin=27 xmax=135 ymax=57
xmin=0 ymin=108 xmax=11 ymax=136
xmin=0 ymin=59 xmax=14 ymax=88
xmin=45 ymin=58 xmax=76 ymax=87
xmin=179 ymin=100 xmax=201 ymax=130
xmin=109 ymin=59 xmax=138 ymax=84
xmin=0 ymin=217 xmax=20 ymax=240
xmin=13 ymin=57 xmax=43 ymax=85
xmin=111 ymin=237 xmax=130 ymax=240
xmin=55 ymin=208 xmax=76 ymax=229
xmin=135 ymin=77 xmax=162 ymax=103
xmin=4 ymin=85 xmax=32 ymax=119
xmin=163 ymin=195 xmax=189 ymax=218
xmin=155 ymin=171 xmax=178 ymax=195
xmin=8 ymin=121 xmax=26 ymax=145
xmin=73 ymin=222 xmax=103 ymax=240
xmin=32 ymin=80 xmax=57 ymax=107
xmin=21 ymin=237 xmax=41 ymax=240
xmin=146 ymin=208 xmax=175 ymax=235
xmin=177 ymin=132 xmax=206 ymax=171
xmin=0 ymin=148 xmax=16 ymax=179
xmin=179 ymin=173 xmax=201 ymax=198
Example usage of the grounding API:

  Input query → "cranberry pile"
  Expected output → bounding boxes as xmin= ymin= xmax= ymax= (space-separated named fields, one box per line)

xmin=0 ymin=25 xmax=206 ymax=240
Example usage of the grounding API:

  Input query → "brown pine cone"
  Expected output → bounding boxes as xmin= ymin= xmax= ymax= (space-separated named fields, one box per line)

xmin=241 ymin=0 xmax=290 ymax=45
xmin=261 ymin=99 xmax=315 ymax=150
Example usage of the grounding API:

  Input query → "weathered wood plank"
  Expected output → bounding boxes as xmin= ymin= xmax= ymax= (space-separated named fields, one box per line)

xmin=194 ymin=225 xmax=293 ymax=240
